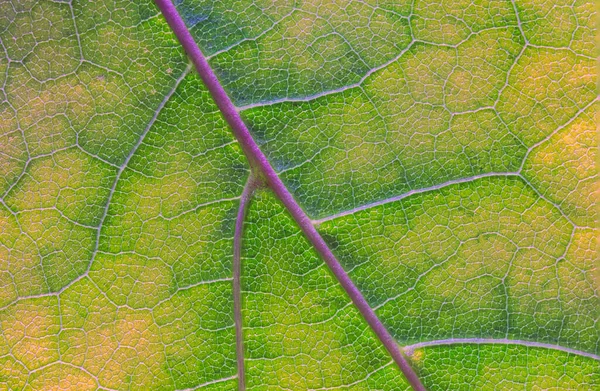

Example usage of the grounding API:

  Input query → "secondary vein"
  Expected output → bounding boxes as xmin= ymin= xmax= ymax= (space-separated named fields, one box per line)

xmin=403 ymin=338 xmax=600 ymax=361
xmin=313 ymin=172 xmax=520 ymax=224
xmin=233 ymin=176 xmax=258 ymax=391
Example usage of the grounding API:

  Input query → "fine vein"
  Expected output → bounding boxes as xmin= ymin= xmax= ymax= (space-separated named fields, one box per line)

xmin=153 ymin=1 xmax=427 ymax=390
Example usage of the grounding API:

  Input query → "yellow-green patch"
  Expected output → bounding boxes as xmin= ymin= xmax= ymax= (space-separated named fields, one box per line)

xmin=0 ymin=206 xmax=95 ymax=293
xmin=496 ymin=47 xmax=595 ymax=145
xmin=0 ymin=296 xmax=60 ymax=371
xmin=0 ymin=103 xmax=27 ymax=194
xmin=59 ymin=278 xmax=173 ymax=390
xmin=90 ymin=252 xmax=172 ymax=309
xmin=516 ymin=0 xmax=592 ymax=52
xmin=522 ymin=104 xmax=596 ymax=226
xmin=5 ymin=148 xmax=116 ymax=226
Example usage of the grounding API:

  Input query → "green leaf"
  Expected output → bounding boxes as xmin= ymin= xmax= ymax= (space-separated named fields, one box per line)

xmin=0 ymin=0 xmax=597 ymax=390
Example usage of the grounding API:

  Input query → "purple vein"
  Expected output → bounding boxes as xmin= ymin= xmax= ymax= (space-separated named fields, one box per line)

xmin=233 ymin=176 xmax=257 ymax=391
xmin=313 ymin=172 xmax=520 ymax=224
xmin=153 ymin=1 xmax=427 ymax=390
xmin=403 ymin=339 xmax=600 ymax=361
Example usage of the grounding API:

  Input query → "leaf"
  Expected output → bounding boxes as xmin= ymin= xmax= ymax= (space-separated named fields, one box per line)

xmin=0 ymin=0 xmax=597 ymax=390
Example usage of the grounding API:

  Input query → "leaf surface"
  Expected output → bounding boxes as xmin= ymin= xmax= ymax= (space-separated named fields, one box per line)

xmin=0 ymin=0 xmax=597 ymax=390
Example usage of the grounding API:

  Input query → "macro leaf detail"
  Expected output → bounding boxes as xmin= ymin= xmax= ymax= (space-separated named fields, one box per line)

xmin=0 ymin=0 xmax=597 ymax=390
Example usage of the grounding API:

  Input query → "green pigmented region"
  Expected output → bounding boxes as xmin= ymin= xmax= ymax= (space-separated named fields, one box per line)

xmin=242 ymin=190 xmax=411 ymax=390
xmin=414 ymin=344 xmax=600 ymax=390
xmin=126 ymin=72 xmax=248 ymax=217
xmin=153 ymin=281 xmax=236 ymax=389
xmin=244 ymin=88 xmax=413 ymax=218
xmin=319 ymin=177 xmax=597 ymax=354
xmin=176 ymin=0 xmax=297 ymax=55
xmin=195 ymin=379 xmax=238 ymax=391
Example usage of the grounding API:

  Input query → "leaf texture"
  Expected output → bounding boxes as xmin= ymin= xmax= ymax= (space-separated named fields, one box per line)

xmin=0 ymin=0 xmax=597 ymax=390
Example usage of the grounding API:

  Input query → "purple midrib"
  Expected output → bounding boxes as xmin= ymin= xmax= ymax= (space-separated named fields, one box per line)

xmin=153 ymin=1 xmax=427 ymax=390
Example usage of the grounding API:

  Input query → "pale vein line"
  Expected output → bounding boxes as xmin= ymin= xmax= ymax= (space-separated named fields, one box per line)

xmin=313 ymin=172 xmax=520 ymax=224
xmin=153 ymin=2 xmax=427 ymax=390
xmin=159 ymin=195 xmax=241 ymax=221
xmin=176 ymin=375 xmax=238 ymax=391
xmin=82 ymin=63 xmax=192 ymax=277
xmin=403 ymin=339 xmax=600 ymax=361
xmin=233 ymin=175 xmax=257 ymax=391
xmin=235 ymin=40 xmax=417 ymax=111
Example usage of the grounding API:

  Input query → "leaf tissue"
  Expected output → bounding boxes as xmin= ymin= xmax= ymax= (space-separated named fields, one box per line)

xmin=0 ymin=0 xmax=597 ymax=390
